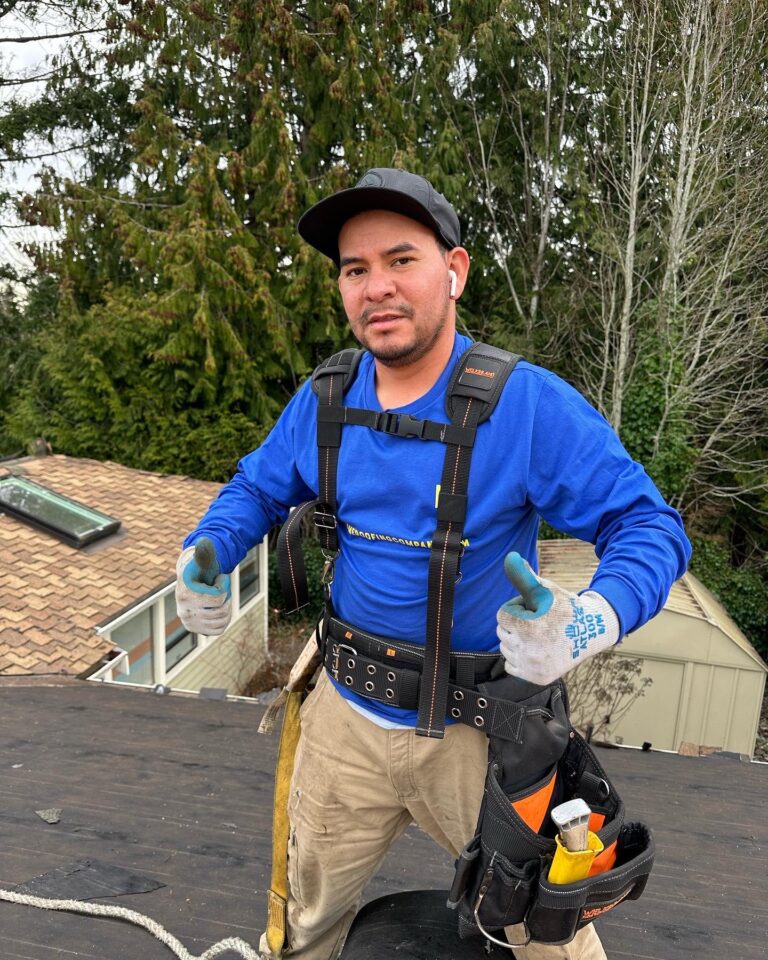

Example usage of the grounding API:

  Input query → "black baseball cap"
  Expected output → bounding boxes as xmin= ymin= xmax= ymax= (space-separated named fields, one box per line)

xmin=297 ymin=168 xmax=461 ymax=266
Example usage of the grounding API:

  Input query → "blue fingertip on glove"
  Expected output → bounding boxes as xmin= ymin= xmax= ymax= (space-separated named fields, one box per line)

xmin=183 ymin=536 xmax=232 ymax=598
xmin=499 ymin=551 xmax=554 ymax=620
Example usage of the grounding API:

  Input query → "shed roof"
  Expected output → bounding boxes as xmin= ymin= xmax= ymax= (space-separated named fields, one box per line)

xmin=0 ymin=455 xmax=221 ymax=677
xmin=537 ymin=538 xmax=767 ymax=673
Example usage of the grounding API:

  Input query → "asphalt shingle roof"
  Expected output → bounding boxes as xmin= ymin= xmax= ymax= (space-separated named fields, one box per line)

xmin=0 ymin=455 xmax=221 ymax=677
xmin=2 ymin=678 xmax=766 ymax=960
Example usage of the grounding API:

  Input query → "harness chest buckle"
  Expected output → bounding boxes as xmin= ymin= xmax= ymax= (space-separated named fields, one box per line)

xmin=394 ymin=413 xmax=425 ymax=438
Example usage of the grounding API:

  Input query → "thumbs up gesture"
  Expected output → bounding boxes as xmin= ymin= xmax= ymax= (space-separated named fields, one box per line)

xmin=496 ymin=552 xmax=620 ymax=685
xmin=175 ymin=537 xmax=232 ymax=636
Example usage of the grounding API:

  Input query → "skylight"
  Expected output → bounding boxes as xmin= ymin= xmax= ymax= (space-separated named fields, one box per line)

xmin=0 ymin=475 xmax=120 ymax=548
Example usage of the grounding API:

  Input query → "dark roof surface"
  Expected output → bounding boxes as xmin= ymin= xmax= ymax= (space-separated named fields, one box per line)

xmin=1 ymin=678 xmax=766 ymax=960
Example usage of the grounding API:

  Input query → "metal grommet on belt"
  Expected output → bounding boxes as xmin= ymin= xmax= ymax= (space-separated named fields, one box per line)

xmin=367 ymin=664 xmax=376 ymax=675
xmin=385 ymin=688 xmax=394 ymax=699
xmin=454 ymin=690 xmax=464 ymax=701
xmin=344 ymin=676 xmax=353 ymax=686
xmin=387 ymin=671 xmax=396 ymax=682
xmin=347 ymin=658 xmax=355 ymax=669
xmin=451 ymin=707 xmax=461 ymax=719
xmin=365 ymin=681 xmax=374 ymax=692
xmin=474 ymin=716 xmax=484 ymax=727
xmin=477 ymin=697 xmax=488 ymax=709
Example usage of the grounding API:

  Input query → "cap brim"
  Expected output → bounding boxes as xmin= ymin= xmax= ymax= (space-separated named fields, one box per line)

xmin=298 ymin=187 xmax=451 ymax=266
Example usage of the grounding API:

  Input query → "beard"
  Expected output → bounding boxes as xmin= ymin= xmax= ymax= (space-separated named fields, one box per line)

xmin=353 ymin=298 xmax=451 ymax=368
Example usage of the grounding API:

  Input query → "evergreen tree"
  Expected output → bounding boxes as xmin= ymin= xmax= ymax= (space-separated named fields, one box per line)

xmin=5 ymin=2 xmax=462 ymax=477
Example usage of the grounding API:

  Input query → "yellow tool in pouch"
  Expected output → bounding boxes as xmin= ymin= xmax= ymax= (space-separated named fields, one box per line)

xmin=548 ymin=831 xmax=604 ymax=884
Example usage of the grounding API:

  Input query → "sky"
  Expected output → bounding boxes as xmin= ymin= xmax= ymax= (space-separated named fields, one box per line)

xmin=0 ymin=5 xmax=75 ymax=271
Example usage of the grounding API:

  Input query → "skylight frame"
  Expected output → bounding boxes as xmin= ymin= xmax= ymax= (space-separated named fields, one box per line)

xmin=0 ymin=475 xmax=121 ymax=548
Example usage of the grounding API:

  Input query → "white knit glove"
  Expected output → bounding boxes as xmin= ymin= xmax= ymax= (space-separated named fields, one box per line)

xmin=496 ymin=552 xmax=620 ymax=685
xmin=175 ymin=537 xmax=232 ymax=636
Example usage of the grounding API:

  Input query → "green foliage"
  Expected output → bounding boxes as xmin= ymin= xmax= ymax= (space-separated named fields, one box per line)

xmin=620 ymin=317 xmax=697 ymax=503
xmin=2 ymin=0 xmax=466 ymax=476
xmin=537 ymin=521 xmax=570 ymax=541
xmin=689 ymin=536 xmax=768 ymax=663
xmin=0 ymin=274 xmax=59 ymax=455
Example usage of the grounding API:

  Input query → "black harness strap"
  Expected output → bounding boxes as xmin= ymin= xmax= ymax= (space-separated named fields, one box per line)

xmin=314 ymin=348 xmax=363 ymax=556
xmin=317 ymin=405 xmax=476 ymax=446
xmin=417 ymin=392 xmax=479 ymax=737
xmin=418 ymin=343 xmax=519 ymax=737
xmin=276 ymin=499 xmax=319 ymax=613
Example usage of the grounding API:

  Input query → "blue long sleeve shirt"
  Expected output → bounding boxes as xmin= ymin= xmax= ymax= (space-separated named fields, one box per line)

xmin=184 ymin=333 xmax=691 ymax=722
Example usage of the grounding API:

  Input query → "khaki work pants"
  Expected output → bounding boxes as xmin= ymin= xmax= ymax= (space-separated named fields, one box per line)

xmin=265 ymin=669 xmax=607 ymax=960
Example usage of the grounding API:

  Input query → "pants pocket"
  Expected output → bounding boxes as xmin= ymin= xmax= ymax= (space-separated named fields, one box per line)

xmin=288 ymin=787 xmax=345 ymax=906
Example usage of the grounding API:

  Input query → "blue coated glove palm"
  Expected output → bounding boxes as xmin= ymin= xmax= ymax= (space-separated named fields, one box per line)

xmin=175 ymin=537 xmax=232 ymax=636
xmin=496 ymin=552 xmax=619 ymax=685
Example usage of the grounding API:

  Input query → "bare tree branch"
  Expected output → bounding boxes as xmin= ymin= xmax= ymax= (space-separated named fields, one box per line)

xmin=0 ymin=28 xmax=103 ymax=43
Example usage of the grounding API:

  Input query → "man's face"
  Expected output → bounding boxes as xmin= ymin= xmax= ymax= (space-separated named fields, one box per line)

xmin=337 ymin=209 xmax=456 ymax=367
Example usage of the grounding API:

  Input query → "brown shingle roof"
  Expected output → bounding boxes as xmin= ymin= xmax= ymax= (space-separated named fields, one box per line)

xmin=0 ymin=455 xmax=221 ymax=677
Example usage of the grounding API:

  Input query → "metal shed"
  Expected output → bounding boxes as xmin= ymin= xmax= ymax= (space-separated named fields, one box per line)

xmin=538 ymin=539 xmax=768 ymax=758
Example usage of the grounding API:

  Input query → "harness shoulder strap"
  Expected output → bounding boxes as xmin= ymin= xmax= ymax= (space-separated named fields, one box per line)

xmin=276 ymin=350 xmax=366 ymax=614
xmin=418 ymin=343 xmax=519 ymax=738
xmin=311 ymin=348 xmax=366 ymax=558
xmin=446 ymin=342 xmax=520 ymax=423
xmin=310 ymin=348 xmax=365 ymax=397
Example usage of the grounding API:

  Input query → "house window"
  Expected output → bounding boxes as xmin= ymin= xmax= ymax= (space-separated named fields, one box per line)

xmin=90 ymin=538 xmax=267 ymax=687
xmin=164 ymin=592 xmax=197 ymax=670
xmin=111 ymin=608 xmax=153 ymax=684
xmin=239 ymin=545 xmax=260 ymax=608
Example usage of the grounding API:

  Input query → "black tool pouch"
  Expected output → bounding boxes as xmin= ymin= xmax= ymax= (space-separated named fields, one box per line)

xmin=525 ymin=821 xmax=654 ymax=944
xmin=447 ymin=676 xmax=655 ymax=948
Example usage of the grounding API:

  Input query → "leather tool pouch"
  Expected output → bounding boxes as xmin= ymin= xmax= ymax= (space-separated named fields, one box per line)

xmin=447 ymin=676 xmax=654 ymax=948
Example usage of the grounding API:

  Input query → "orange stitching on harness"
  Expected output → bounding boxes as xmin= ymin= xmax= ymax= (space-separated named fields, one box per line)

xmin=323 ymin=376 xmax=334 ymax=501
xmin=283 ymin=507 xmax=304 ymax=607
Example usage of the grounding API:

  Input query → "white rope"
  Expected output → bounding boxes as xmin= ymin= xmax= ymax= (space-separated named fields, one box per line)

xmin=0 ymin=888 xmax=263 ymax=960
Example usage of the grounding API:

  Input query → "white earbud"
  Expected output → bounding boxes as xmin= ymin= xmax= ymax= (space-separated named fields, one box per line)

xmin=448 ymin=269 xmax=457 ymax=298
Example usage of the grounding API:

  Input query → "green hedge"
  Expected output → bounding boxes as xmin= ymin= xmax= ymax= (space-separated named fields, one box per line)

xmin=268 ymin=538 xmax=327 ymax=622
xmin=689 ymin=536 xmax=768 ymax=663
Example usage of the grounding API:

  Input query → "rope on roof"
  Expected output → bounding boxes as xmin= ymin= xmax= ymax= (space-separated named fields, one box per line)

xmin=0 ymin=888 xmax=262 ymax=960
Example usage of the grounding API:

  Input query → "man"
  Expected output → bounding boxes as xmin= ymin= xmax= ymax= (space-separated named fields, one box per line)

xmin=176 ymin=169 xmax=691 ymax=960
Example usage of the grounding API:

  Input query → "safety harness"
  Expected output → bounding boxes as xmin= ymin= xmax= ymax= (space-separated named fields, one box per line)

xmin=278 ymin=341 xmax=520 ymax=739
xmin=269 ymin=341 xmax=655 ymax=954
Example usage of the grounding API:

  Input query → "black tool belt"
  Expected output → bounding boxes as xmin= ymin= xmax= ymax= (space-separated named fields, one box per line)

xmin=320 ymin=615 xmax=535 ymax=742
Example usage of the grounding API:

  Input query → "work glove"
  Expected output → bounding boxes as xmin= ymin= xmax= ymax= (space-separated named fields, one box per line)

xmin=175 ymin=537 xmax=232 ymax=636
xmin=496 ymin=552 xmax=620 ymax=686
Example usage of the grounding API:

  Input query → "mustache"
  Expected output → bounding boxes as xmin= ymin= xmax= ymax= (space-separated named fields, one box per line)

xmin=359 ymin=304 xmax=415 ymax=325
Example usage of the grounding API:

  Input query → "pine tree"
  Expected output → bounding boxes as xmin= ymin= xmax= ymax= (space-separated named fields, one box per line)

xmin=6 ymin=1 xmax=464 ymax=477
